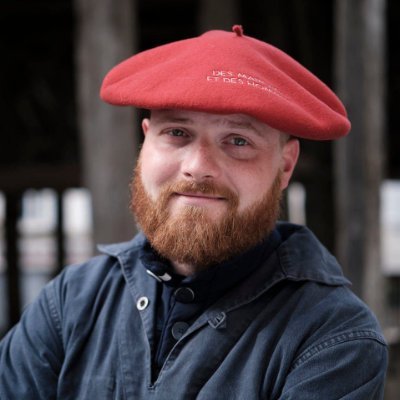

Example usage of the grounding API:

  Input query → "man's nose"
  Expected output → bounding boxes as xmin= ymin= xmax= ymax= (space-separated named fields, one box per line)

xmin=181 ymin=143 xmax=221 ymax=181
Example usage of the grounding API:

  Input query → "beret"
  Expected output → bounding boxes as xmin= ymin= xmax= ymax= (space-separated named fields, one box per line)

xmin=100 ymin=25 xmax=350 ymax=140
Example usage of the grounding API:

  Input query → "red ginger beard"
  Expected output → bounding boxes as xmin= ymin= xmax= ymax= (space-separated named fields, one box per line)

xmin=130 ymin=162 xmax=283 ymax=271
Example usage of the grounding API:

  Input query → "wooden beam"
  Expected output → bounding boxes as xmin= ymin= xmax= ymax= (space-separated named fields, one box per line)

xmin=334 ymin=0 xmax=387 ymax=320
xmin=74 ymin=0 xmax=140 ymax=245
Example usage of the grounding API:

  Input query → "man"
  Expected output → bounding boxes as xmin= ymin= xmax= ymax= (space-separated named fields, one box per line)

xmin=0 ymin=26 xmax=387 ymax=399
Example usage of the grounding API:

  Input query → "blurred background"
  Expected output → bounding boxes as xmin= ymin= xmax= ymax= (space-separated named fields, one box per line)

xmin=0 ymin=0 xmax=399 ymax=397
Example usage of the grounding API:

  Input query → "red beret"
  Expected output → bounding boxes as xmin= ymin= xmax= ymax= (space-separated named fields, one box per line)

xmin=100 ymin=25 xmax=350 ymax=140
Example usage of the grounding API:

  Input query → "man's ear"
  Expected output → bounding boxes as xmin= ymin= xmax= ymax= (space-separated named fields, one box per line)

xmin=142 ymin=118 xmax=150 ymax=136
xmin=280 ymin=138 xmax=300 ymax=190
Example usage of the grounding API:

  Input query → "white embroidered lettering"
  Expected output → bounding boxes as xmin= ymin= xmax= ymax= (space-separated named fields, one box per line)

xmin=212 ymin=70 xmax=233 ymax=77
xmin=238 ymin=73 xmax=264 ymax=84
xmin=206 ymin=69 xmax=286 ymax=99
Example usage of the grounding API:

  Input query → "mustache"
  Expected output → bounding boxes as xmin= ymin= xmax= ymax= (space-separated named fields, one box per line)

xmin=159 ymin=180 xmax=239 ymax=207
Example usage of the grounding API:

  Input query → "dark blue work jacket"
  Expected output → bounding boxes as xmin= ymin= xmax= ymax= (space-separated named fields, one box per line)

xmin=0 ymin=223 xmax=387 ymax=399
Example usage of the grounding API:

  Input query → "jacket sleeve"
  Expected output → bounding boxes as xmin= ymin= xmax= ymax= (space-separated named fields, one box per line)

xmin=0 ymin=280 xmax=63 ymax=400
xmin=278 ymin=333 xmax=388 ymax=400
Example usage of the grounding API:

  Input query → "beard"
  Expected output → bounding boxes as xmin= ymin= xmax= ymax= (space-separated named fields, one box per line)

xmin=130 ymin=162 xmax=282 ymax=270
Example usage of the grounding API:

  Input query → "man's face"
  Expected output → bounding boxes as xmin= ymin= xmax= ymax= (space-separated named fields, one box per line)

xmin=131 ymin=110 xmax=299 ymax=273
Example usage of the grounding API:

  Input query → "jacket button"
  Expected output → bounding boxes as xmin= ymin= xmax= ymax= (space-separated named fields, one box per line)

xmin=171 ymin=321 xmax=189 ymax=340
xmin=174 ymin=287 xmax=195 ymax=303
xmin=137 ymin=296 xmax=149 ymax=310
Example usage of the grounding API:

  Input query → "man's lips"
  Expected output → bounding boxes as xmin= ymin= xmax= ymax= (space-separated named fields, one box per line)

xmin=174 ymin=192 xmax=226 ymax=201
xmin=174 ymin=192 xmax=226 ymax=202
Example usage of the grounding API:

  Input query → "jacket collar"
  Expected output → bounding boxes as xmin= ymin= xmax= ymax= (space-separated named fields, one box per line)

xmin=276 ymin=222 xmax=350 ymax=286
xmin=98 ymin=222 xmax=350 ymax=312
xmin=98 ymin=222 xmax=349 ymax=288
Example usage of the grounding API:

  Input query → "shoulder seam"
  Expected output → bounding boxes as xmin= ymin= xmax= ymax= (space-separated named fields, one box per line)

xmin=291 ymin=330 xmax=387 ymax=370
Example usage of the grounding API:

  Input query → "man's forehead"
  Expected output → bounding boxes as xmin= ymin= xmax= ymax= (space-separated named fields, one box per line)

xmin=149 ymin=109 xmax=280 ymax=136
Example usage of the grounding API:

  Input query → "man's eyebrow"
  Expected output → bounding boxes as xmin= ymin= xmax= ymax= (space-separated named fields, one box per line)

xmin=165 ymin=117 xmax=195 ymax=124
xmin=152 ymin=113 xmax=264 ymax=136
xmin=222 ymin=119 xmax=263 ymax=136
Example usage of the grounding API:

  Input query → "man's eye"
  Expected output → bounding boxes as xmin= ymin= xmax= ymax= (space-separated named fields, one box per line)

xmin=231 ymin=137 xmax=248 ymax=146
xmin=168 ymin=128 xmax=186 ymax=137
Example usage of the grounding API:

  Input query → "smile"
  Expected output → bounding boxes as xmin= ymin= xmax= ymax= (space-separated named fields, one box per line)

xmin=173 ymin=192 xmax=226 ymax=206
xmin=176 ymin=192 xmax=225 ymax=200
